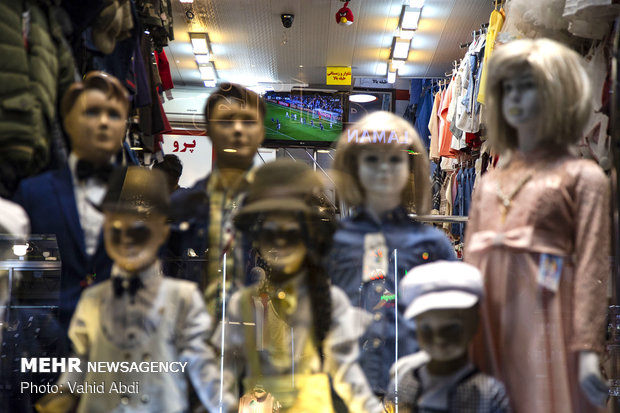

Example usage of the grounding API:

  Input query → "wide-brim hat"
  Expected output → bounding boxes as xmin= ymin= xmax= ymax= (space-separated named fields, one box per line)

xmin=102 ymin=166 xmax=170 ymax=216
xmin=401 ymin=261 xmax=483 ymax=319
xmin=235 ymin=159 xmax=328 ymax=231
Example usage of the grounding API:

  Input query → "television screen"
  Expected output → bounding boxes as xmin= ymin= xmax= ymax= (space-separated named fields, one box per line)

xmin=263 ymin=91 xmax=345 ymax=145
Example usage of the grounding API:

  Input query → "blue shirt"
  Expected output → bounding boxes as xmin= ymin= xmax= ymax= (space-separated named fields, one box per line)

xmin=325 ymin=206 xmax=457 ymax=395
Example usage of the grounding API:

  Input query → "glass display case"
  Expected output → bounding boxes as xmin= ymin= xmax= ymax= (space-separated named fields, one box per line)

xmin=0 ymin=234 xmax=61 ymax=329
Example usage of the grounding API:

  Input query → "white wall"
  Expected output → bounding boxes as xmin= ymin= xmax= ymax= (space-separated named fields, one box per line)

xmin=161 ymin=135 xmax=277 ymax=188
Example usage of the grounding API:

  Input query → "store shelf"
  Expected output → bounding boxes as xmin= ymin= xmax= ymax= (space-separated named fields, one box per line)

xmin=0 ymin=260 xmax=61 ymax=271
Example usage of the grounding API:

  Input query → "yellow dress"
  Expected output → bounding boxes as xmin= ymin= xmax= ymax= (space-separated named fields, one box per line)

xmin=477 ymin=8 xmax=505 ymax=105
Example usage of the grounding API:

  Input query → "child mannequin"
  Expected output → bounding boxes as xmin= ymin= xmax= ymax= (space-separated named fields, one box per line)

xmin=327 ymin=111 xmax=456 ymax=396
xmin=14 ymin=71 xmax=128 ymax=335
xmin=36 ymin=167 xmax=231 ymax=413
xmin=216 ymin=159 xmax=381 ymax=413
xmin=464 ymin=38 xmax=609 ymax=412
xmin=385 ymin=261 xmax=509 ymax=412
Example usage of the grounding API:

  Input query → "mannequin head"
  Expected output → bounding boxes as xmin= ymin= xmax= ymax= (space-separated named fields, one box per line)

xmin=61 ymin=71 xmax=129 ymax=166
xmin=252 ymin=384 xmax=267 ymax=400
xmin=102 ymin=167 xmax=170 ymax=274
xmin=204 ymin=83 xmax=266 ymax=170
xmin=415 ymin=306 xmax=478 ymax=365
xmin=236 ymin=159 xmax=334 ymax=284
xmin=256 ymin=212 xmax=308 ymax=282
xmin=332 ymin=111 xmax=429 ymax=214
xmin=402 ymin=261 xmax=483 ymax=374
xmin=486 ymin=38 xmax=592 ymax=153
xmin=103 ymin=211 xmax=169 ymax=273
xmin=236 ymin=159 xmax=335 ymax=350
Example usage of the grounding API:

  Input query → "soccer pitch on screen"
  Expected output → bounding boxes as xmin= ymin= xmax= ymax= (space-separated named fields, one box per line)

xmin=264 ymin=102 xmax=343 ymax=142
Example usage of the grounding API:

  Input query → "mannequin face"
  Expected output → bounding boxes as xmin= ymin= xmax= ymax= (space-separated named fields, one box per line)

xmin=207 ymin=100 xmax=264 ymax=168
xmin=357 ymin=146 xmax=409 ymax=201
xmin=253 ymin=386 xmax=266 ymax=399
xmin=415 ymin=308 xmax=477 ymax=362
xmin=501 ymin=70 xmax=542 ymax=150
xmin=64 ymin=89 xmax=127 ymax=165
xmin=257 ymin=213 xmax=307 ymax=283
xmin=104 ymin=211 xmax=169 ymax=273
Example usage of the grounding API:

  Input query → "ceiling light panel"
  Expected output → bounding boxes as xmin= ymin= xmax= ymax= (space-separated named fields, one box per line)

xmin=195 ymin=54 xmax=210 ymax=64
xmin=392 ymin=38 xmax=411 ymax=59
xmin=189 ymin=32 xmax=209 ymax=54
xmin=401 ymin=7 xmax=422 ymax=31
xmin=375 ymin=62 xmax=388 ymax=76
xmin=199 ymin=63 xmax=216 ymax=80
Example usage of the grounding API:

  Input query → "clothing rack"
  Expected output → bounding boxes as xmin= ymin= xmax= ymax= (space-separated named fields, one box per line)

xmin=492 ymin=0 xmax=505 ymax=9
xmin=410 ymin=214 xmax=469 ymax=224
xmin=459 ymin=23 xmax=487 ymax=49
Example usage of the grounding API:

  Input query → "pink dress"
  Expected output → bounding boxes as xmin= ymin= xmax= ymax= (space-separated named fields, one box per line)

xmin=464 ymin=148 xmax=610 ymax=413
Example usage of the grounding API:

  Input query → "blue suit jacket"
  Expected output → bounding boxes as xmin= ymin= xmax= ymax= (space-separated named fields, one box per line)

xmin=161 ymin=176 xmax=210 ymax=286
xmin=13 ymin=167 xmax=113 ymax=332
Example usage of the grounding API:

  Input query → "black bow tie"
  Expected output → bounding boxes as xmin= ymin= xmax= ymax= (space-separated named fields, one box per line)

xmin=76 ymin=160 xmax=113 ymax=182
xmin=112 ymin=276 xmax=143 ymax=298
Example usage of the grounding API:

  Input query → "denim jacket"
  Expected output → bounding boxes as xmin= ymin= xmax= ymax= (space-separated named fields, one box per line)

xmin=325 ymin=207 xmax=456 ymax=395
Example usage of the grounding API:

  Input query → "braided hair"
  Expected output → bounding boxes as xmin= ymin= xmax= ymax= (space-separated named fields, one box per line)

xmin=249 ymin=207 xmax=335 ymax=355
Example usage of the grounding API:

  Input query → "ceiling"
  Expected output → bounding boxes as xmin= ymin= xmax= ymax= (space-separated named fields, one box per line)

xmin=164 ymin=0 xmax=494 ymax=91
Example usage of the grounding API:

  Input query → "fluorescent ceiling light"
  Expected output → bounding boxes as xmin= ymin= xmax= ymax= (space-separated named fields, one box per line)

xmin=317 ymin=149 xmax=331 ymax=153
xmin=387 ymin=70 xmax=396 ymax=84
xmin=189 ymin=33 xmax=209 ymax=54
xmin=390 ymin=59 xmax=406 ymax=70
xmin=375 ymin=62 xmax=388 ymax=76
xmin=399 ymin=28 xmax=415 ymax=40
xmin=401 ymin=7 xmax=422 ymax=31
xmin=349 ymin=94 xmax=378 ymax=103
xmin=204 ymin=80 xmax=217 ymax=88
xmin=195 ymin=54 xmax=210 ymax=64
xmin=180 ymin=0 xmax=194 ymax=3
xmin=392 ymin=38 xmax=411 ymax=60
xmin=409 ymin=0 xmax=424 ymax=8
xmin=199 ymin=64 xmax=216 ymax=80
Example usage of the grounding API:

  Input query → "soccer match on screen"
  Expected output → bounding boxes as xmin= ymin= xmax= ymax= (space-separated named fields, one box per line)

xmin=263 ymin=92 xmax=344 ymax=142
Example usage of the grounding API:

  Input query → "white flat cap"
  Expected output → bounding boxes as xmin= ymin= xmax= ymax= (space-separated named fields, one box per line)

xmin=401 ymin=261 xmax=483 ymax=319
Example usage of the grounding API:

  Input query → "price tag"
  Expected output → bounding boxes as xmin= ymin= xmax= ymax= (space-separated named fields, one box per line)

xmin=537 ymin=253 xmax=563 ymax=292
xmin=362 ymin=233 xmax=388 ymax=283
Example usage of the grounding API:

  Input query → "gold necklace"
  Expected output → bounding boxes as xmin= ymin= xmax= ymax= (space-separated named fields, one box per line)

xmin=495 ymin=172 xmax=533 ymax=223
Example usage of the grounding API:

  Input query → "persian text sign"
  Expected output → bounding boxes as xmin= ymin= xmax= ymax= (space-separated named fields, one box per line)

xmin=326 ymin=66 xmax=352 ymax=85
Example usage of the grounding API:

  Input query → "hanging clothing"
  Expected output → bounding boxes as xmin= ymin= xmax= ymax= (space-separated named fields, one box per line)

xmin=477 ymin=9 xmax=505 ymax=104
xmin=448 ymin=75 xmax=466 ymax=151
xmin=438 ymin=86 xmax=456 ymax=158
xmin=428 ymin=89 xmax=442 ymax=161
xmin=414 ymin=80 xmax=435 ymax=151
xmin=563 ymin=0 xmax=620 ymax=39
xmin=464 ymin=148 xmax=609 ymax=413
xmin=456 ymin=35 xmax=486 ymax=134
xmin=0 ymin=1 xmax=76 ymax=194
xmin=431 ymin=165 xmax=446 ymax=213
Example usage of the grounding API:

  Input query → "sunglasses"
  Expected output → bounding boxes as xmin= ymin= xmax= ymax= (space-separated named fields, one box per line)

xmin=110 ymin=221 xmax=152 ymax=245
xmin=258 ymin=228 xmax=304 ymax=246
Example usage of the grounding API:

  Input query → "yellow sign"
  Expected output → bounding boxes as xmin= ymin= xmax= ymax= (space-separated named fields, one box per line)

xmin=326 ymin=66 xmax=352 ymax=85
